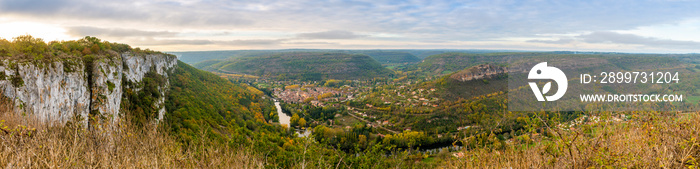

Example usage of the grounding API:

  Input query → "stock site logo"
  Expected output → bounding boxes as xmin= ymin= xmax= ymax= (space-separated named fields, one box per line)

xmin=528 ymin=62 xmax=567 ymax=101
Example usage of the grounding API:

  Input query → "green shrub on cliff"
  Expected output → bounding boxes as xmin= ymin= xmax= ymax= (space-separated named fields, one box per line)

xmin=11 ymin=35 xmax=48 ymax=60
xmin=0 ymin=35 xmax=173 ymax=62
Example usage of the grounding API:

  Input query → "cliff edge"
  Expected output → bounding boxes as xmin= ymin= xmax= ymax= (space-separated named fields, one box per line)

xmin=0 ymin=36 xmax=177 ymax=126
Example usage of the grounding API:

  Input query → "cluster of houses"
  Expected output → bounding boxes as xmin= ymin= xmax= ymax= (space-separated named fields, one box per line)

xmin=273 ymin=87 xmax=351 ymax=104
xmin=377 ymin=86 xmax=440 ymax=108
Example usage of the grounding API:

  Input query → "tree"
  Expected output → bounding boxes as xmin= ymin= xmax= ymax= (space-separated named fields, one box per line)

xmin=317 ymin=93 xmax=334 ymax=100
xmin=358 ymin=134 xmax=367 ymax=147
xmin=303 ymin=97 xmax=314 ymax=103
xmin=0 ymin=39 xmax=10 ymax=56
xmin=298 ymin=118 xmax=307 ymax=128
xmin=291 ymin=113 xmax=300 ymax=127
xmin=12 ymin=35 xmax=48 ymax=59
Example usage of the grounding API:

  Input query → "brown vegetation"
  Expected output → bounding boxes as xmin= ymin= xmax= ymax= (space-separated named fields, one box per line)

xmin=0 ymin=98 xmax=265 ymax=168
xmin=443 ymin=111 xmax=700 ymax=168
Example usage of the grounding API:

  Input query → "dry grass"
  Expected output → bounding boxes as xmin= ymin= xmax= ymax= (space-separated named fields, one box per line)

xmin=444 ymin=112 xmax=700 ymax=168
xmin=0 ymin=100 xmax=266 ymax=168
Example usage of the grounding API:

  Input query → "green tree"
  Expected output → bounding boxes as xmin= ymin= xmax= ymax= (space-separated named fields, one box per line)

xmin=12 ymin=35 xmax=48 ymax=59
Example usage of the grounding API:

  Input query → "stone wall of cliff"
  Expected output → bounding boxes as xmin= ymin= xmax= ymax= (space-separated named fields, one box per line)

xmin=0 ymin=52 xmax=177 ymax=125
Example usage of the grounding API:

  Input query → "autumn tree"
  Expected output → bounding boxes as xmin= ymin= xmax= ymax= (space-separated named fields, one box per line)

xmin=298 ymin=118 xmax=307 ymax=128
xmin=317 ymin=93 xmax=334 ymax=100
xmin=303 ymin=97 xmax=314 ymax=103
xmin=12 ymin=35 xmax=48 ymax=59
xmin=290 ymin=113 xmax=300 ymax=127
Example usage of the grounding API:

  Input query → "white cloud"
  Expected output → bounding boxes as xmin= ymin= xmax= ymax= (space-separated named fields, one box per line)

xmin=297 ymin=30 xmax=366 ymax=39
xmin=1 ymin=0 xmax=700 ymax=52
xmin=578 ymin=31 xmax=700 ymax=48
xmin=67 ymin=26 xmax=178 ymax=38
xmin=0 ymin=21 xmax=69 ymax=41
xmin=614 ymin=18 xmax=700 ymax=42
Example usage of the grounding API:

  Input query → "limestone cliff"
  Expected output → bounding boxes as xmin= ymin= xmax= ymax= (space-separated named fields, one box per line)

xmin=0 ymin=52 xmax=177 ymax=125
xmin=449 ymin=64 xmax=508 ymax=82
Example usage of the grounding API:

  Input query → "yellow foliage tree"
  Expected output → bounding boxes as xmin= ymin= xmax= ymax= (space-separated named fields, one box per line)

xmin=254 ymin=112 xmax=265 ymax=123
xmin=246 ymin=86 xmax=264 ymax=95
xmin=358 ymin=134 xmax=367 ymax=146
xmin=303 ymin=97 xmax=315 ymax=103
xmin=317 ymin=93 xmax=334 ymax=100
xmin=285 ymin=85 xmax=300 ymax=90
xmin=298 ymin=118 xmax=306 ymax=128
xmin=290 ymin=113 xmax=300 ymax=127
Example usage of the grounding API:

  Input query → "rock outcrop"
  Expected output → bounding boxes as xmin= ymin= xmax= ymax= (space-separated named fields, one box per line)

xmin=0 ymin=52 xmax=177 ymax=125
xmin=449 ymin=64 xmax=507 ymax=82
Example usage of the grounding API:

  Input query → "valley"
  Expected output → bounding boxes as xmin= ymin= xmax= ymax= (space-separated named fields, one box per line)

xmin=4 ymin=0 xmax=700 ymax=168
xmin=1 ymin=35 xmax=699 ymax=168
xmin=189 ymin=49 xmax=700 ymax=164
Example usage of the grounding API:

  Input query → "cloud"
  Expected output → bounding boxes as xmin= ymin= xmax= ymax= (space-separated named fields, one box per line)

xmin=0 ymin=0 xmax=253 ymax=27
xmin=133 ymin=39 xmax=283 ymax=46
xmin=527 ymin=38 xmax=576 ymax=44
xmin=0 ymin=0 xmax=66 ymax=15
xmin=527 ymin=31 xmax=700 ymax=49
xmin=578 ymin=31 xmax=700 ymax=48
xmin=3 ymin=0 xmax=700 ymax=39
xmin=297 ymin=30 xmax=366 ymax=39
xmin=219 ymin=39 xmax=283 ymax=46
xmin=3 ymin=0 xmax=700 ymax=52
xmin=283 ymin=41 xmax=338 ymax=45
xmin=139 ymin=39 xmax=214 ymax=46
xmin=67 ymin=26 xmax=178 ymax=37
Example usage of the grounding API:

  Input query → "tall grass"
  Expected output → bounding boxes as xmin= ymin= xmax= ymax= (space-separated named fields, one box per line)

xmin=0 ymin=99 xmax=266 ymax=168
xmin=443 ymin=111 xmax=700 ymax=168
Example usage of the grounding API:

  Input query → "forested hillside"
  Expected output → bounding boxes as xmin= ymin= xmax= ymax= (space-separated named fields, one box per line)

xmin=172 ymin=49 xmax=517 ymax=65
xmin=165 ymin=61 xmax=276 ymax=143
xmin=163 ymin=61 xmax=432 ymax=168
xmin=173 ymin=50 xmax=422 ymax=66
xmin=199 ymin=52 xmax=393 ymax=80
xmin=350 ymin=51 xmax=421 ymax=64
xmin=170 ymin=50 xmax=273 ymax=65
xmin=429 ymin=64 xmax=508 ymax=100
xmin=411 ymin=52 xmax=537 ymax=75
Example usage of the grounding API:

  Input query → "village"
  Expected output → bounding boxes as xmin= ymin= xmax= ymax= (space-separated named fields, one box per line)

xmin=266 ymin=78 xmax=452 ymax=127
xmin=273 ymin=85 xmax=353 ymax=106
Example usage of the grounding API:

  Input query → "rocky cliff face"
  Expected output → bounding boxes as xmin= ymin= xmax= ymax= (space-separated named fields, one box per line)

xmin=120 ymin=53 xmax=177 ymax=120
xmin=0 ymin=52 xmax=177 ymax=125
xmin=449 ymin=64 xmax=507 ymax=82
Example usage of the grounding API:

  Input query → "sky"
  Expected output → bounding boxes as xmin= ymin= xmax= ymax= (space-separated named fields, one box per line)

xmin=1 ymin=0 xmax=700 ymax=53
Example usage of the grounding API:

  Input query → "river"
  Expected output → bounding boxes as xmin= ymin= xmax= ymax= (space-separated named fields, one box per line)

xmin=274 ymin=100 xmax=290 ymax=126
xmin=274 ymin=99 xmax=311 ymax=137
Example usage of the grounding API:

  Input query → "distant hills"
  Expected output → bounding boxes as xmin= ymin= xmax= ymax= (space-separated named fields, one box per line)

xmin=411 ymin=52 xmax=538 ymax=75
xmin=169 ymin=50 xmax=275 ymax=64
xmin=171 ymin=50 xmax=424 ymax=65
xmin=168 ymin=49 xmax=525 ymax=65
xmin=172 ymin=50 xmax=700 ymax=82
xmin=197 ymin=52 xmax=393 ymax=80
xmin=346 ymin=51 xmax=421 ymax=64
